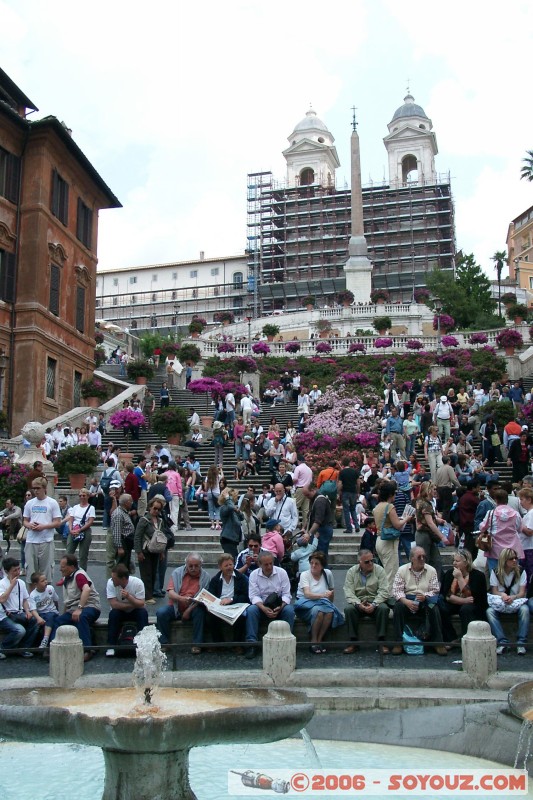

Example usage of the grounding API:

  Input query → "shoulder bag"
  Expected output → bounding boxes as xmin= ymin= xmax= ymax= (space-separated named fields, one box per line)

xmin=475 ymin=511 xmax=493 ymax=552
xmin=379 ymin=503 xmax=401 ymax=540
xmin=145 ymin=519 xmax=168 ymax=553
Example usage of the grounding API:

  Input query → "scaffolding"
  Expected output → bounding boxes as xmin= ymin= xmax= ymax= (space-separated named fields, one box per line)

xmin=246 ymin=171 xmax=456 ymax=309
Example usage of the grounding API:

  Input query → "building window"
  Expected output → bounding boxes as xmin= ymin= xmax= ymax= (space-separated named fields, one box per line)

xmin=112 ymin=296 xmax=118 ymax=306
xmin=73 ymin=371 xmax=82 ymax=407
xmin=131 ymin=295 xmax=137 ymax=304
xmin=214 ymin=286 xmax=220 ymax=296
xmin=49 ymin=264 xmax=60 ymax=316
xmin=152 ymin=274 xmax=158 ymax=282
xmin=0 ymin=249 xmax=16 ymax=303
xmin=171 ymin=290 xmax=177 ymax=300
xmin=130 ymin=319 xmax=137 ymax=329
xmin=300 ymin=167 xmax=314 ymax=186
xmin=76 ymin=286 xmax=85 ymax=333
xmin=190 ymin=270 xmax=198 ymax=279
xmin=192 ymin=288 xmax=198 ymax=298
xmin=211 ymin=267 xmax=219 ymax=276
xmin=129 ymin=276 xmax=137 ymax=284
xmin=172 ymin=272 xmax=177 ymax=280
xmin=76 ymin=198 xmax=93 ymax=248
xmin=95 ymin=298 xmax=100 ymax=307
xmin=152 ymin=292 xmax=157 ymax=302
xmin=0 ymin=147 xmax=20 ymax=204
xmin=51 ymin=169 xmax=69 ymax=225
xmin=46 ymin=358 xmax=57 ymax=400
xmin=113 ymin=278 xmax=119 ymax=286
xmin=233 ymin=296 xmax=244 ymax=309
xmin=233 ymin=272 xmax=243 ymax=289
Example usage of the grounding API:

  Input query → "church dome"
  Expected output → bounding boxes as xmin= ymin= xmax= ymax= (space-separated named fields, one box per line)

xmin=391 ymin=93 xmax=429 ymax=122
xmin=293 ymin=108 xmax=331 ymax=134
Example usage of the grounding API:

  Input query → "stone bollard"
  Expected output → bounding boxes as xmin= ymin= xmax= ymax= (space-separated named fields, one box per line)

xmin=462 ymin=620 xmax=497 ymax=686
xmin=262 ymin=620 xmax=296 ymax=685
xmin=50 ymin=625 xmax=84 ymax=687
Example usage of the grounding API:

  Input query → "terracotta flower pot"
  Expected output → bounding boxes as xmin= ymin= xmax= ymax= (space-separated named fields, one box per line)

xmin=167 ymin=433 xmax=182 ymax=445
xmin=69 ymin=474 xmax=87 ymax=490
xmin=191 ymin=332 xmax=199 ymax=339
xmin=505 ymin=346 xmax=516 ymax=356
xmin=376 ymin=298 xmax=385 ymax=305
xmin=84 ymin=396 xmax=100 ymax=408
xmin=201 ymin=416 xmax=213 ymax=428
xmin=514 ymin=317 xmax=523 ymax=325
xmin=135 ymin=376 xmax=147 ymax=385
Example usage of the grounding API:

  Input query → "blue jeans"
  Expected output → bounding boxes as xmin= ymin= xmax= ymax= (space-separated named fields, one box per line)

xmin=316 ymin=525 xmax=333 ymax=558
xmin=486 ymin=604 xmax=530 ymax=644
xmin=0 ymin=615 xmax=39 ymax=652
xmin=107 ymin=608 xmax=149 ymax=645
xmin=51 ymin=607 xmax=100 ymax=649
xmin=341 ymin=492 xmax=358 ymax=531
xmin=245 ymin=603 xmax=295 ymax=642
xmin=102 ymin=493 xmax=113 ymax=528
xmin=405 ymin=434 xmax=416 ymax=459
xmin=207 ymin=495 xmax=220 ymax=522
xmin=153 ymin=552 xmax=168 ymax=595
xmin=156 ymin=603 xmax=205 ymax=645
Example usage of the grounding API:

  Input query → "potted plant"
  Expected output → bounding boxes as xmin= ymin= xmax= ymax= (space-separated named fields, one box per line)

xmin=284 ymin=340 xmax=301 ymax=354
xmin=372 ymin=315 xmax=391 ymax=335
xmin=468 ymin=332 xmax=489 ymax=346
xmin=54 ymin=444 xmax=100 ymax=490
xmin=413 ymin=288 xmax=430 ymax=304
xmin=188 ymin=377 xmax=224 ymax=422
xmin=370 ymin=288 xmax=390 ymax=305
xmin=501 ymin=292 xmax=517 ymax=307
xmin=316 ymin=318 xmax=332 ymax=338
xmin=252 ymin=341 xmax=271 ymax=355
xmin=126 ymin=360 xmax=155 ymax=385
xmin=234 ymin=356 xmax=258 ymax=373
xmin=315 ymin=341 xmax=332 ymax=354
xmin=348 ymin=342 xmax=366 ymax=354
xmin=81 ymin=376 xmax=109 ymax=407
xmin=94 ymin=347 xmax=106 ymax=368
xmin=406 ymin=339 xmax=423 ymax=350
xmin=507 ymin=303 xmax=529 ymax=324
xmin=495 ymin=328 xmax=524 ymax=356
xmin=161 ymin=341 xmax=181 ymax=356
xmin=177 ymin=342 xmax=201 ymax=365
xmin=217 ymin=342 xmax=236 ymax=354
xmin=441 ymin=335 xmax=459 ymax=348
xmin=188 ymin=320 xmax=204 ymax=338
xmin=214 ymin=310 xmax=235 ymax=326
xmin=302 ymin=295 xmax=316 ymax=310
xmin=374 ymin=337 xmax=393 ymax=349
xmin=109 ymin=408 xmax=146 ymax=453
xmin=337 ymin=289 xmax=354 ymax=307
xmin=94 ymin=331 xmax=104 ymax=345
xmin=151 ymin=407 xmax=190 ymax=445
xmin=433 ymin=314 xmax=455 ymax=333
xmin=262 ymin=323 xmax=280 ymax=342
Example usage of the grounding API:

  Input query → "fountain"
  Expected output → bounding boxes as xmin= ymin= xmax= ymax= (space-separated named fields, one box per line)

xmin=0 ymin=626 xmax=314 ymax=800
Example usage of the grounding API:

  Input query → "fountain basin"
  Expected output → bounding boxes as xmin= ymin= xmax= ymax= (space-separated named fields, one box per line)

xmin=509 ymin=681 xmax=533 ymax=722
xmin=0 ymin=686 xmax=313 ymax=753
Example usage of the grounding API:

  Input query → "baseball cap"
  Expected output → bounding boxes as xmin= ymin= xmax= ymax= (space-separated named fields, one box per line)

xmin=440 ymin=396 xmax=447 ymax=402
xmin=265 ymin=519 xmax=279 ymax=530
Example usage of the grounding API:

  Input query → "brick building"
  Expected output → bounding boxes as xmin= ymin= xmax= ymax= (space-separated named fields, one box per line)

xmin=0 ymin=67 xmax=120 ymax=434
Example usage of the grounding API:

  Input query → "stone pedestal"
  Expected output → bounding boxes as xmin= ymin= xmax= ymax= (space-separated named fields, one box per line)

xmin=262 ymin=620 xmax=296 ymax=685
xmin=102 ymin=749 xmax=195 ymax=800
xmin=49 ymin=625 xmax=84 ymax=687
xmin=462 ymin=621 xmax=497 ymax=686
xmin=17 ymin=421 xmax=56 ymax=496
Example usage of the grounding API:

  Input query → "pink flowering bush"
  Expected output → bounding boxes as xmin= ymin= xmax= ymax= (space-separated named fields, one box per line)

xmin=433 ymin=314 xmax=455 ymax=331
xmin=374 ymin=337 xmax=393 ymax=348
xmin=348 ymin=342 xmax=366 ymax=354
xmin=217 ymin=342 xmax=236 ymax=354
xmin=109 ymin=408 xmax=146 ymax=430
xmin=482 ymin=345 xmax=497 ymax=355
xmin=406 ymin=339 xmax=423 ymax=350
xmin=495 ymin=329 xmax=524 ymax=349
xmin=340 ymin=372 xmax=370 ymax=385
xmin=315 ymin=341 xmax=332 ymax=353
xmin=188 ymin=378 xmax=224 ymax=395
xmin=0 ymin=462 xmax=30 ymax=507
xmin=252 ymin=341 xmax=271 ymax=355
xmin=285 ymin=341 xmax=301 ymax=353
xmin=441 ymin=335 xmax=459 ymax=347
xmin=468 ymin=332 xmax=488 ymax=345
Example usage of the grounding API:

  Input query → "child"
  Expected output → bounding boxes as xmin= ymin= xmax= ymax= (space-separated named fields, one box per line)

xmin=234 ymin=457 xmax=246 ymax=480
xmin=245 ymin=452 xmax=258 ymax=476
xmin=29 ymin=572 xmax=59 ymax=649
xmin=262 ymin=519 xmax=285 ymax=562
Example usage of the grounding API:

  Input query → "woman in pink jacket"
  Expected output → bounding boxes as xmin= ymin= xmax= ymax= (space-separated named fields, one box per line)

xmin=164 ymin=462 xmax=183 ymax=528
xmin=479 ymin=487 xmax=524 ymax=573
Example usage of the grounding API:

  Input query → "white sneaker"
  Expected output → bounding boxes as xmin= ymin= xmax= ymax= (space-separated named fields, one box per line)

xmin=496 ymin=645 xmax=509 ymax=655
xmin=105 ymin=649 xmax=115 ymax=657
xmin=0 ymin=652 xmax=5 ymax=660
xmin=517 ymin=646 xmax=527 ymax=656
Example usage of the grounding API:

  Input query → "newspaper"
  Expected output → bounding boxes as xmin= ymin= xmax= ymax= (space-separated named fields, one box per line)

xmin=194 ymin=588 xmax=249 ymax=625
xmin=402 ymin=504 xmax=416 ymax=519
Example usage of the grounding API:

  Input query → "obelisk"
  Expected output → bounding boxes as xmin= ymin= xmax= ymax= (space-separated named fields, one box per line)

xmin=344 ymin=110 xmax=372 ymax=301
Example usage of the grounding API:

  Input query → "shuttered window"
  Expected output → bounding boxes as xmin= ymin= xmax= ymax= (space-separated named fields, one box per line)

xmin=46 ymin=358 xmax=56 ymax=399
xmin=0 ymin=147 xmax=21 ymax=204
xmin=0 ymin=250 xmax=16 ymax=303
xmin=51 ymin=169 xmax=69 ymax=225
xmin=49 ymin=265 xmax=60 ymax=316
xmin=76 ymin=285 xmax=85 ymax=333
xmin=76 ymin=198 xmax=93 ymax=248
xmin=73 ymin=371 xmax=82 ymax=406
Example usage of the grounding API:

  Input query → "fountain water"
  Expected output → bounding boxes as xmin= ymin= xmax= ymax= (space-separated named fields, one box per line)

xmin=0 ymin=626 xmax=314 ymax=800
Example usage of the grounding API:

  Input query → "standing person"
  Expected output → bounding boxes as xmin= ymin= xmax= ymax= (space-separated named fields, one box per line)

xmin=22 ymin=477 xmax=61 ymax=585
xmin=434 ymin=455 xmax=460 ymax=522
xmin=51 ymin=555 xmax=101 ymax=661
xmin=479 ymin=488 xmax=524 ymax=574
xmin=480 ymin=415 xmax=500 ymax=468
xmin=518 ymin=487 xmax=533 ymax=587
xmin=134 ymin=456 xmax=149 ymax=519
xmin=303 ymin=483 xmax=335 ymax=559
xmin=292 ymin=453 xmax=313 ymax=528
xmin=65 ymin=489 xmax=95 ymax=572
xmin=434 ymin=395 xmax=454 ymax=441
xmin=100 ymin=458 xmax=123 ymax=531
xmin=373 ymin=481 xmax=408 ymax=595
xmin=212 ymin=420 xmax=227 ymax=468
xmin=240 ymin=393 xmax=253 ymax=427
xmin=507 ymin=432 xmax=531 ymax=484
xmin=225 ymin=389 xmax=236 ymax=431
xmin=458 ymin=480 xmax=481 ymax=557
xmin=160 ymin=381 xmax=170 ymax=409
xmin=165 ymin=461 xmax=183 ymax=528
xmin=403 ymin=411 xmax=419 ymax=460
xmin=134 ymin=495 xmax=168 ymax=604
xmin=105 ymin=564 xmax=149 ymax=657
xmin=415 ymin=481 xmax=448 ymax=578
xmin=384 ymin=407 xmax=406 ymax=460
xmin=337 ymin=456 xmax=360 ymax=534
xmin=424 ymin=426 xmax=444 ymax=481
xmin=265 ymin=484 xmax=299 ymax=539
xmin=218 ymin=488 xmax=243 ymax=560
xmin=206 ymin=465 xmax=221 ymax=531
xmin=0 ymin=557 xmax=39 ymax=658
xmin=109 ymin=494 xmax=135 ymax=577
xmin=143 ymin=389 xmax=155 ymax=432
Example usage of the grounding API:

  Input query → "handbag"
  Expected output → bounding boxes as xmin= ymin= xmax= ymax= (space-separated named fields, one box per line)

xmin=490 ymin=433 xmax=501 ymax=447
xmin=16 ymin=526 xmax=26 ymax=543
xmin=402 ymin=626 xmax=424 ymax=655
xmin=475 ymin=511 xmax=493 ymax=552
xmin=71 ymin=507 xmax=90 ymax=543
xmin=145 ymin=521 xmax=167 ymax=554
xmin=379 ymin=503 xmax=401 ymax=540
xmin=263 ymin=592 xmax=282 ymax=610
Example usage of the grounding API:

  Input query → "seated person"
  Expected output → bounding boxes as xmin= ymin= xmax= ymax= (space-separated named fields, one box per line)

xmin=487 ymin=547 xmax=529 ymax=655
xmin=235 ymin=534 xmax=270 ymax=577
xmin=29 ymin=570 xmax=59 ymax=650
xmin=438 ymin=549 xmax=487 ymax=643
xmin=50 ymin=555 xmax=101 ymax=662
xmin=183 ymin=427 xmax=203 ymax=450
xmin=156 ymin=552 xmax=210 ymax=655
xmin=105 ymin=563 xmax=149 ymax=657
xmin=0 ymin=557 xmax=39 ymax=658
xmin=0 ymin=499 xmax=22 ymax=551
xmin=343 ymin=549 xmax=390 ymax=653
xmin=244 ymin=551 xmax=294 ymax=659
xmin=234 ymin=458 xmax=246 ymax=480
xmin=391 ymin=546 xmax=446 ymax=656
xmin=261 ymin=519 xmax=285 ymax=563
xmin=206 ymin=553 xmax=249 ymax=646
xmin=295 ymin=551 xmax=344 ymax=654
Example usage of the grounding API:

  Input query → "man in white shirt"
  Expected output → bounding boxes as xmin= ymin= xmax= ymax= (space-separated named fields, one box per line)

xmin=51 ymin=423 xmax=64 ymax=449
xmin=225 ymin=391 xmax=236 ymax=428
xmin=245 ymin=551 xmax=294 ymax=658
xmin=187 ymin=408 xmax=201 ymax=428
xmin=105 ymin=564 xmax=148 ymax=657
xmin=87 ymin=424 xmax=102 ymax=450
xmin=23 ymin=477 xmax=61 ymax=584
xmin=292 ymin=454 xmax=314 ymax=527
xmin=0 ymin=556 xmax=39 ymax=657
xmin=265 ymin=484 xmax=298 ymax=536
xmin=240 ymin=394 xmax=253 ymax=426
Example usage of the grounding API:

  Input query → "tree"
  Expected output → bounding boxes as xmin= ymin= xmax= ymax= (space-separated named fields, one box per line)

xmin=491 ymin=250 xmax=507 ymax=317
xmin=426 ymin=254 xmax=497 ymax=329
xmin=521 ymin=150 xmax=533 ymax=182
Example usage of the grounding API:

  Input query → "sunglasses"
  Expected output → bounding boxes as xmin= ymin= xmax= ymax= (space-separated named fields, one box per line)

xmin=361 ymin=559 xmax=374 ymax=564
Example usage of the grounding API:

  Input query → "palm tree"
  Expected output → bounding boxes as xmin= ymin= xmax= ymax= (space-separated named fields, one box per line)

xmin=521 ymin=150 xmax=533 ymax=182
xmin=491 ymin=250 xmax=507 ymax=318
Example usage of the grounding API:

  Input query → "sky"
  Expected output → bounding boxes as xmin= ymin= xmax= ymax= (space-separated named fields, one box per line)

xmin=2 ymin=0 xmax=533 ymax=279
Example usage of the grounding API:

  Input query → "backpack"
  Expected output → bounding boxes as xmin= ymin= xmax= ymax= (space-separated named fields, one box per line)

xmin=99 ymin=468 xmax=115 ymax=494
xmin=116 ymin=622 xmax=138 ymax=657
xmin=319 ymin=469 xmax=338 ymax=504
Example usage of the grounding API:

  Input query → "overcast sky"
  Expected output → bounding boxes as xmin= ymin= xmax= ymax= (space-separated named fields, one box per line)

xmin=2 ymin=0 xmax=532 ymax=278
